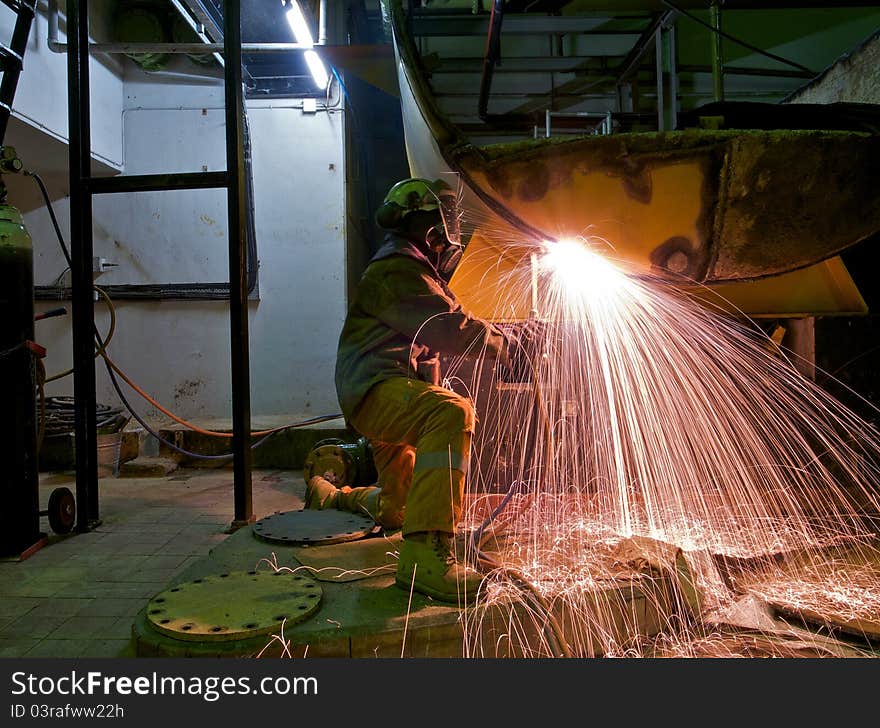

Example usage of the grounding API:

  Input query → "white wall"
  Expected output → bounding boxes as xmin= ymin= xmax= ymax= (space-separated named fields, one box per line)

xmin=31 ymin=65 xmax=348 ymax=422
xmin=1 ymin=1 xmax=124 ymax=168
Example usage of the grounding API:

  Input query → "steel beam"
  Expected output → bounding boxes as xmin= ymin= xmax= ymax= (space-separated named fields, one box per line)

xmin=506 ymin=0 xmax=880 ymax=8
xmin=477 ymin=0 xmax=504 ymax=119
xmin=88 ymin=172 xmax=229 ymax=194
xmin=710 ymin=1 xmax=724 ymax=102
xmin=66 ymin=0 xmax=100 ymax=532
xmin=655 ymin=15 xmax=677 ymax=131
xmin=223 ymin=0 xmax=254 ymax=530
xmin=412 ymin=14 xmax=628 ymax=36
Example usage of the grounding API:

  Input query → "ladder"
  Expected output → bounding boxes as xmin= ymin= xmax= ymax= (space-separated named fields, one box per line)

xmin=65 ymin=0 xmax=254 ymax=532
xmin=0 ymin=0 xmax=36 ymax=146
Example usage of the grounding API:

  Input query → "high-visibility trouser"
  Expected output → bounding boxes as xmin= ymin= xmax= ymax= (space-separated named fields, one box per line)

xmin=349 ymin=377 xmax=475 ymax=536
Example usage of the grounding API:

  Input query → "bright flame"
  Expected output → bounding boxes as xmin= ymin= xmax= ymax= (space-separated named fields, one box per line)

xmin=442 ymin=227 xmax=880 ymax=658
xmin=539 ymin=238 xmax=626 ymax=299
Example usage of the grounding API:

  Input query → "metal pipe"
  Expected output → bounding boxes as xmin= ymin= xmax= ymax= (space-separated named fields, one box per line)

xmin=48 ymin=0 xmax=63 ymax=52
xmin=66 ymin=0 xmax=100 ymax=532
xmin=656 ymin=15 xmax=677 ymax=131
xmin=668 ymin=21 xmax=678 ymax=129
xmin=318 ymin=0 xmax=327 ymax=45
xmin=223 ymin=0 xmax=254 ymax=530
xmin=49 ymin=40 xmax=314 ymax=54
xmin=548 ymin=111 xmax=611 ymax=118
xmin=655 ymin=25 xmax=664 ymax=131
xmin=710 ymin=1 xmax=724 ymax=102
xmin=477 ymin=0 xmax=504 ymax=120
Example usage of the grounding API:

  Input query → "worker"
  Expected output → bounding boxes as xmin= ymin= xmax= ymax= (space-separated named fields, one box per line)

xmin=305 ymin=177 xmax=524 ymax=604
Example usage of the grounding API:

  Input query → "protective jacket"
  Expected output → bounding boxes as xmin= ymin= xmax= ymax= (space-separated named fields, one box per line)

xmin=335 ymin=232 xmax=509 ymax=421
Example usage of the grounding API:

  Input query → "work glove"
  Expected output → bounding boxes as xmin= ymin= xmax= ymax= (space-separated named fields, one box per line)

xmin=498 ymin=319 xmax=549 ymax=383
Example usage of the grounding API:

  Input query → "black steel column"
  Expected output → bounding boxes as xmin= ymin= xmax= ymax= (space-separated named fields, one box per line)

xmin=477 ymin=0 xmax=504 ymax=120
xmin=710 ymin=1 xmax=724 ymax=102
xmin=223 ymin=0 xmax=253 ymax=528
xmin=67 ymin=0 xmax=99 ymax=531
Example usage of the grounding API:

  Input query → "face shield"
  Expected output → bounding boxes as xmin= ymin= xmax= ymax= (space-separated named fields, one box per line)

xmin=434 ymin=187 xmax=461 ymax=248
xmin=424 ymin=181 xmax=463 ymax=281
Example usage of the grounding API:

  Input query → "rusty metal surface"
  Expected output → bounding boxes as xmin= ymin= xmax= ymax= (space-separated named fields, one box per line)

xmin=303 ymin=441 xmax=358 ymax=488
xmin=451 ymin=130 xmax=880 ymax=285
xmin=711 ymin=131 xmax=880 ymax=282
xmin=253 ymin=509 xmax=377 ymax=546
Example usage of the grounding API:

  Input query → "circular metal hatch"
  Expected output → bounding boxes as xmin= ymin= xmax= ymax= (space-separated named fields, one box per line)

xmin=146 ymin=570 xmax=322 ymax=642
xmin=253 ymin=509 xmax=377 ymax=546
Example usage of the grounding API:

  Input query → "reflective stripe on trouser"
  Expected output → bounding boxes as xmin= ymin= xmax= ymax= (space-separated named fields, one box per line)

xmin=349 ymin=378 xmax=475 ymax=536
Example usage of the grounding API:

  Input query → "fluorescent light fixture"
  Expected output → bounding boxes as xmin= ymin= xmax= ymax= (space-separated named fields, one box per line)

xmin=286 ymin=2 xmax=328 ymax=88
xmin=285 ymin=1 xmax=314 ymax=47
xmin=304 ymin=49 xmax=329 ymax=89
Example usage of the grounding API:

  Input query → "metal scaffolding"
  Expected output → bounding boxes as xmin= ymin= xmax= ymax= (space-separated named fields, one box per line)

xmin=65 ymin=0 xmax=254 ymax=533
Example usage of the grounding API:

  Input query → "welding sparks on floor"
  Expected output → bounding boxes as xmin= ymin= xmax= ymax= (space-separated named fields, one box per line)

xmin=448 ymin=235 xmax=880 ymax=657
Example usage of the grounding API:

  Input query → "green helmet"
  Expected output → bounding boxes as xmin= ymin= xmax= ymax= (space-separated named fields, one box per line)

xmin=375 ymin=177 xmax=458 ymax=239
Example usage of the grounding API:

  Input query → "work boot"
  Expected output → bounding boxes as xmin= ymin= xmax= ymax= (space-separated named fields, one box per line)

xmin=335 ymin=485 xmax=382 ymax=522
xmin=396 ymin=531 xmax=485 ymax=604
xmin=306 ymin=476 xmax=392 ymax=526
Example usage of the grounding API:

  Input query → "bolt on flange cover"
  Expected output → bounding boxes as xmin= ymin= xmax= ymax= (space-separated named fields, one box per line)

xmin=146 ymin=570 xmax=322 ymax=642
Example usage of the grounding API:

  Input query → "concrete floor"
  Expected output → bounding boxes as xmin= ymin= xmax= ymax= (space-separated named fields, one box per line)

xmin=0 ymin=469 xmax=304 ymax=658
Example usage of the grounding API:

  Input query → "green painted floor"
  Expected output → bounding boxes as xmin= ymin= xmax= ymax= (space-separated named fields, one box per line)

xmin=2 ymin=469 xmax=664 ymax=659
xmin=0 ymin=469 xmax=305 ymax=658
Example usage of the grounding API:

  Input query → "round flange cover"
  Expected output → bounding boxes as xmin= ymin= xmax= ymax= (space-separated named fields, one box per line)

xmin=146 ymin=570 xmax=322 ymax=642
xmin=253 ymin=509 xmax=377 ymax=546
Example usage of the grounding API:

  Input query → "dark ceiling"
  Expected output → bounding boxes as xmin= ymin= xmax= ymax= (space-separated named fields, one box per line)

xmin=170 ymin=0 xmax=320 ymax=96
xmin=165 ymin=0 xmax=880 ymax=116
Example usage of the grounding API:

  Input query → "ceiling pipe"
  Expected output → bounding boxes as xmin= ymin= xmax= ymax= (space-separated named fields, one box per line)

xmin=47 ymin=0 xmax=63 ymax=52
xmin=477 ymin=0 xmax=504 ymax=120
xmin=318 ymin=0 xmax=327 ymax=45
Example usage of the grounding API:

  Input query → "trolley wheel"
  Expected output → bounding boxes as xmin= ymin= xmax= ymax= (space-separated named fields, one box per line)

xmin=47 ymin=487 xmax=76 ymax=535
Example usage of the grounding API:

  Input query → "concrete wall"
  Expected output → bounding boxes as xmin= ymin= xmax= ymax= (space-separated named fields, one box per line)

xmin=1 ymin=1 xmax=124 ymax=166
xmin=30 ymin=64 xmax=348 ymax=423
xmin=785 ymin=29 xmax=880 ymax=104
xmin=1 ymin=1 xmax=124 ymax=210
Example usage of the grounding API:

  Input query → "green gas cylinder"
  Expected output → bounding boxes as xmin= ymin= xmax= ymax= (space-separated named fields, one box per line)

xmin=0 ymin=203 xmax=42 ymax=556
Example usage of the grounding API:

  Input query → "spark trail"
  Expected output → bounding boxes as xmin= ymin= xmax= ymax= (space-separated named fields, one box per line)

xmin=448 ymin=236 xmax=880 ymax=658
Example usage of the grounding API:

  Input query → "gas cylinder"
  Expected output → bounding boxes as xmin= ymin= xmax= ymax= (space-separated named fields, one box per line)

xmin=0 ymin=202 xmax=42 ymax=556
